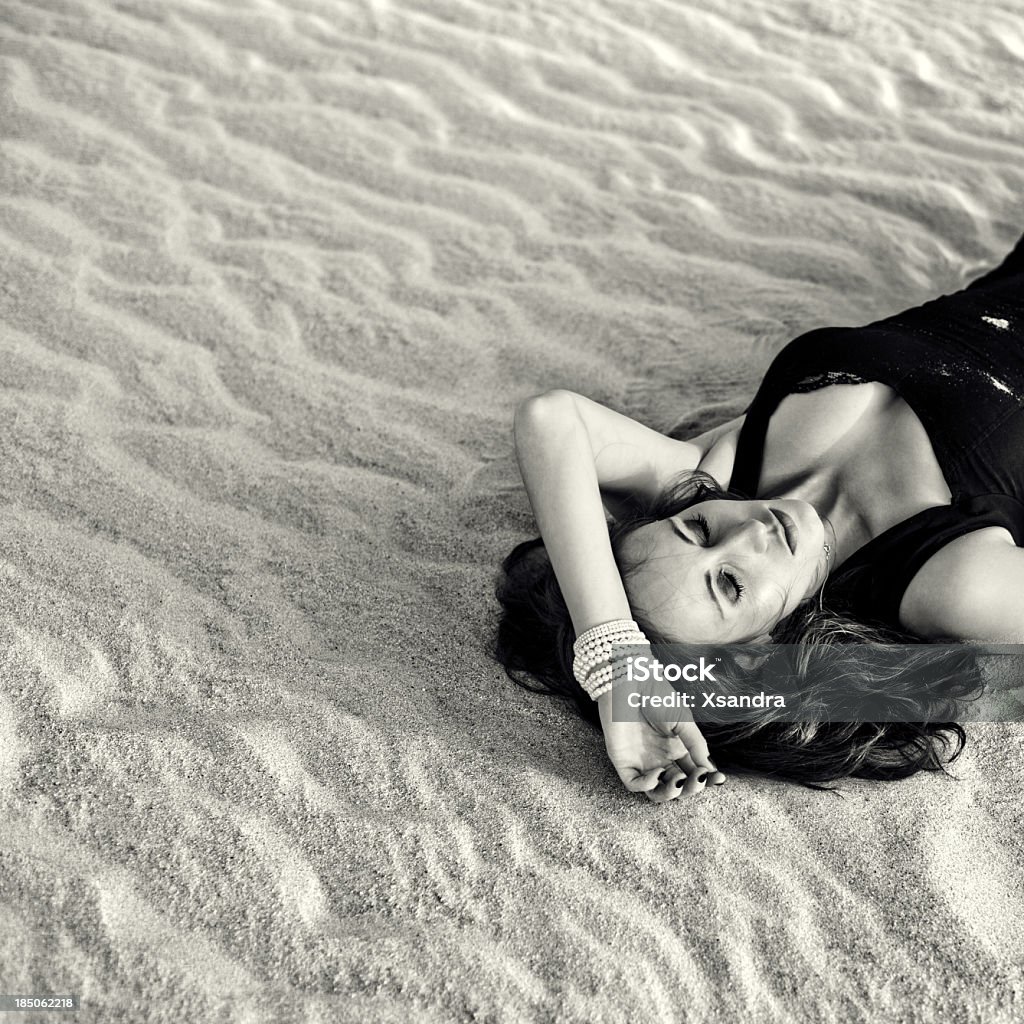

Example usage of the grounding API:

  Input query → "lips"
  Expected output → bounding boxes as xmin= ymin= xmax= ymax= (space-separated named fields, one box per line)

xmin=769 ymin=507 xmax=798 ymax=555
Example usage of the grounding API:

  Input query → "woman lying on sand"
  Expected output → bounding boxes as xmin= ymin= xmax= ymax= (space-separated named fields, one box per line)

xmin=496 ymin=232 xmax=1024 ymax=801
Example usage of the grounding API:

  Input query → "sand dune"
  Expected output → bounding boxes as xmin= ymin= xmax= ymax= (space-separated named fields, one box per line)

xmin=2 ymin=0 xmax=1024 ymax=1020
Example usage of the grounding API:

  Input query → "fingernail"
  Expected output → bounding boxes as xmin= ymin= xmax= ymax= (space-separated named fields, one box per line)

xmin=696 ymin=771 xmax=709 ymax=784
xmin=674 ymin=778 xmax=684 ymax=789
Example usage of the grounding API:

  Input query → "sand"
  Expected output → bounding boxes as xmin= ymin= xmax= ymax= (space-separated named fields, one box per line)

xmin=1 ymin=0 xmax=1024 ymax=1021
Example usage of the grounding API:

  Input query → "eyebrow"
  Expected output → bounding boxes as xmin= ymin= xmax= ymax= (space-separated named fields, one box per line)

xmin=671 ymin=520 xmax=696 ymax=545
xmin=667 ymin=520 xmax=700 ymax=544
xmin=704 ymin=571 xmax=724 ymax=618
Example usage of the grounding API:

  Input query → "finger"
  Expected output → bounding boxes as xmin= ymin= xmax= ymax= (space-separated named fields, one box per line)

xmin=645 ymin=764 xmax=688 ymax=804
xmin=684 ymin=756 xmax=726 ymax=786
xmin=679 ymin=767 xmax=711 ymax=797
xmin=620 ymin=765 xmax=666 ymax=794
xmin=673 ymin=722 xmax=713 ymax=769
xmin=703 ymin=757 xmax=727 ymax=786
xmin=673 ymin=723 xmax=727 ymax=783
xmin=672 ymin=747 xmax=719 ymax=784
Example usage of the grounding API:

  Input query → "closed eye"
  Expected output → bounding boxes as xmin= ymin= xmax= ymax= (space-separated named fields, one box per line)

xmin=720 ymin=570 xmax=745 ymax=602
xmin=672 ymin=515 xmax=746 ymax=607
xmin=683 ymin=515 xmax=745 ymax=603
xmin=689 ymin=512 xmax=711 ymax=543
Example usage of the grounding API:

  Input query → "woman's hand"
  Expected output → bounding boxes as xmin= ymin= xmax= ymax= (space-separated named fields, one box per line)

xmin=597 ymin=690 xmax=725 ymax=802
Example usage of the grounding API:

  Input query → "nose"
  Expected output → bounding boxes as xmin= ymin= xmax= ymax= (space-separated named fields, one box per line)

xmin=730 ymin=517 xmax=770 ymax=555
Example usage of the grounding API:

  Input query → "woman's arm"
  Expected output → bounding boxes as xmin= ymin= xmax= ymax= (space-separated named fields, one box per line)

xmin=513 ymin=389 xmax=701 ymax=627
xmin=901 ymin=530 xmax=1024 ymax=642
xmin=513 ymin=389 xmax=723 ymax=799
xmin=523 ymin=391 xmax=743 ymax=506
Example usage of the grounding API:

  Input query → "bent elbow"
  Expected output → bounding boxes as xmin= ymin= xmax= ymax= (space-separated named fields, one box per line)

xmin=513 ymin=390 xmax=581 ymax=459
xmin=514 ymin=389 xmax=578 ymax=434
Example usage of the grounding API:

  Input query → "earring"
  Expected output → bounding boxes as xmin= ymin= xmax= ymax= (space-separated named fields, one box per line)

xmin=818 ymin=536 xmax=833 ymax=612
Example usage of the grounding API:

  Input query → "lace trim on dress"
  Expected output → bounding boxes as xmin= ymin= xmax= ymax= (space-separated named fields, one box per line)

xmin=791 ymin=371 xmax=867 ymax=392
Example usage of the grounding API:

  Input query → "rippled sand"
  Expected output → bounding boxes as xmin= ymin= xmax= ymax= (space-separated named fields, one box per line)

xmin=2 ymin=0 xmax=1024 ymax=1020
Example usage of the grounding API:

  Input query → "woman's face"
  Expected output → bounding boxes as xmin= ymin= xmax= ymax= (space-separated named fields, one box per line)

xmin=616 ymin=498 xmax=829 ymax=643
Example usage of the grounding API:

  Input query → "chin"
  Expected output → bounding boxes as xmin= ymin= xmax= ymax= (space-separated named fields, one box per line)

xmin=793 ymin=499 xmax=823 ymax=538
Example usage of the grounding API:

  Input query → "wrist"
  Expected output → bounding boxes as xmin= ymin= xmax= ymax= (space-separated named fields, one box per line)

xmin=573 ymin=619 xmax=650 ymax=701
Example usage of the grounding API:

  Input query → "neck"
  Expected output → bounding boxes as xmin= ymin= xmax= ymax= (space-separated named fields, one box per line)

xmin=764 ymin=470 xmax=872 ymax=572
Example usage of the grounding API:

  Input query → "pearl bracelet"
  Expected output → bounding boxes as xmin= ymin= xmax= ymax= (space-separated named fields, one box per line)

xmin=580 ymin=663 xmax=615 ymax=700
xmin=572 ymin=619 xmax=649 ymax=700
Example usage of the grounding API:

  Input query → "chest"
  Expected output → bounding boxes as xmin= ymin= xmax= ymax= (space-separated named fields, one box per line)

xmin=756 ymin=382 xmax=953 ymax=533
xmin=752 ymin=382 xmax=1016 ymax=637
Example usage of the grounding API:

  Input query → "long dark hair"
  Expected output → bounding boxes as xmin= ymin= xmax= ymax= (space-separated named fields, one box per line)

xmin=494 ymin=472 xmax=979 ymax=786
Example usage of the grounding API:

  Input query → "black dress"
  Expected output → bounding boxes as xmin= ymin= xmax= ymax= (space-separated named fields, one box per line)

xmin=729 ymin=233 xmax=1024 ymax=633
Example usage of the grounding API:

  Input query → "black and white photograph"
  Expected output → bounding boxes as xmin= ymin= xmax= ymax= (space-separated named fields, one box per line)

xmin=2 ymin=0 xmax=1024 ymax=1020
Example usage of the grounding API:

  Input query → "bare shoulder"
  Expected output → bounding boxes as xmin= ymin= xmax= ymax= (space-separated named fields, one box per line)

xmin=695 ymin=422 xmax=742 ymax=491
xmin=900 ymin=526 xmax=1024 ymax=642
